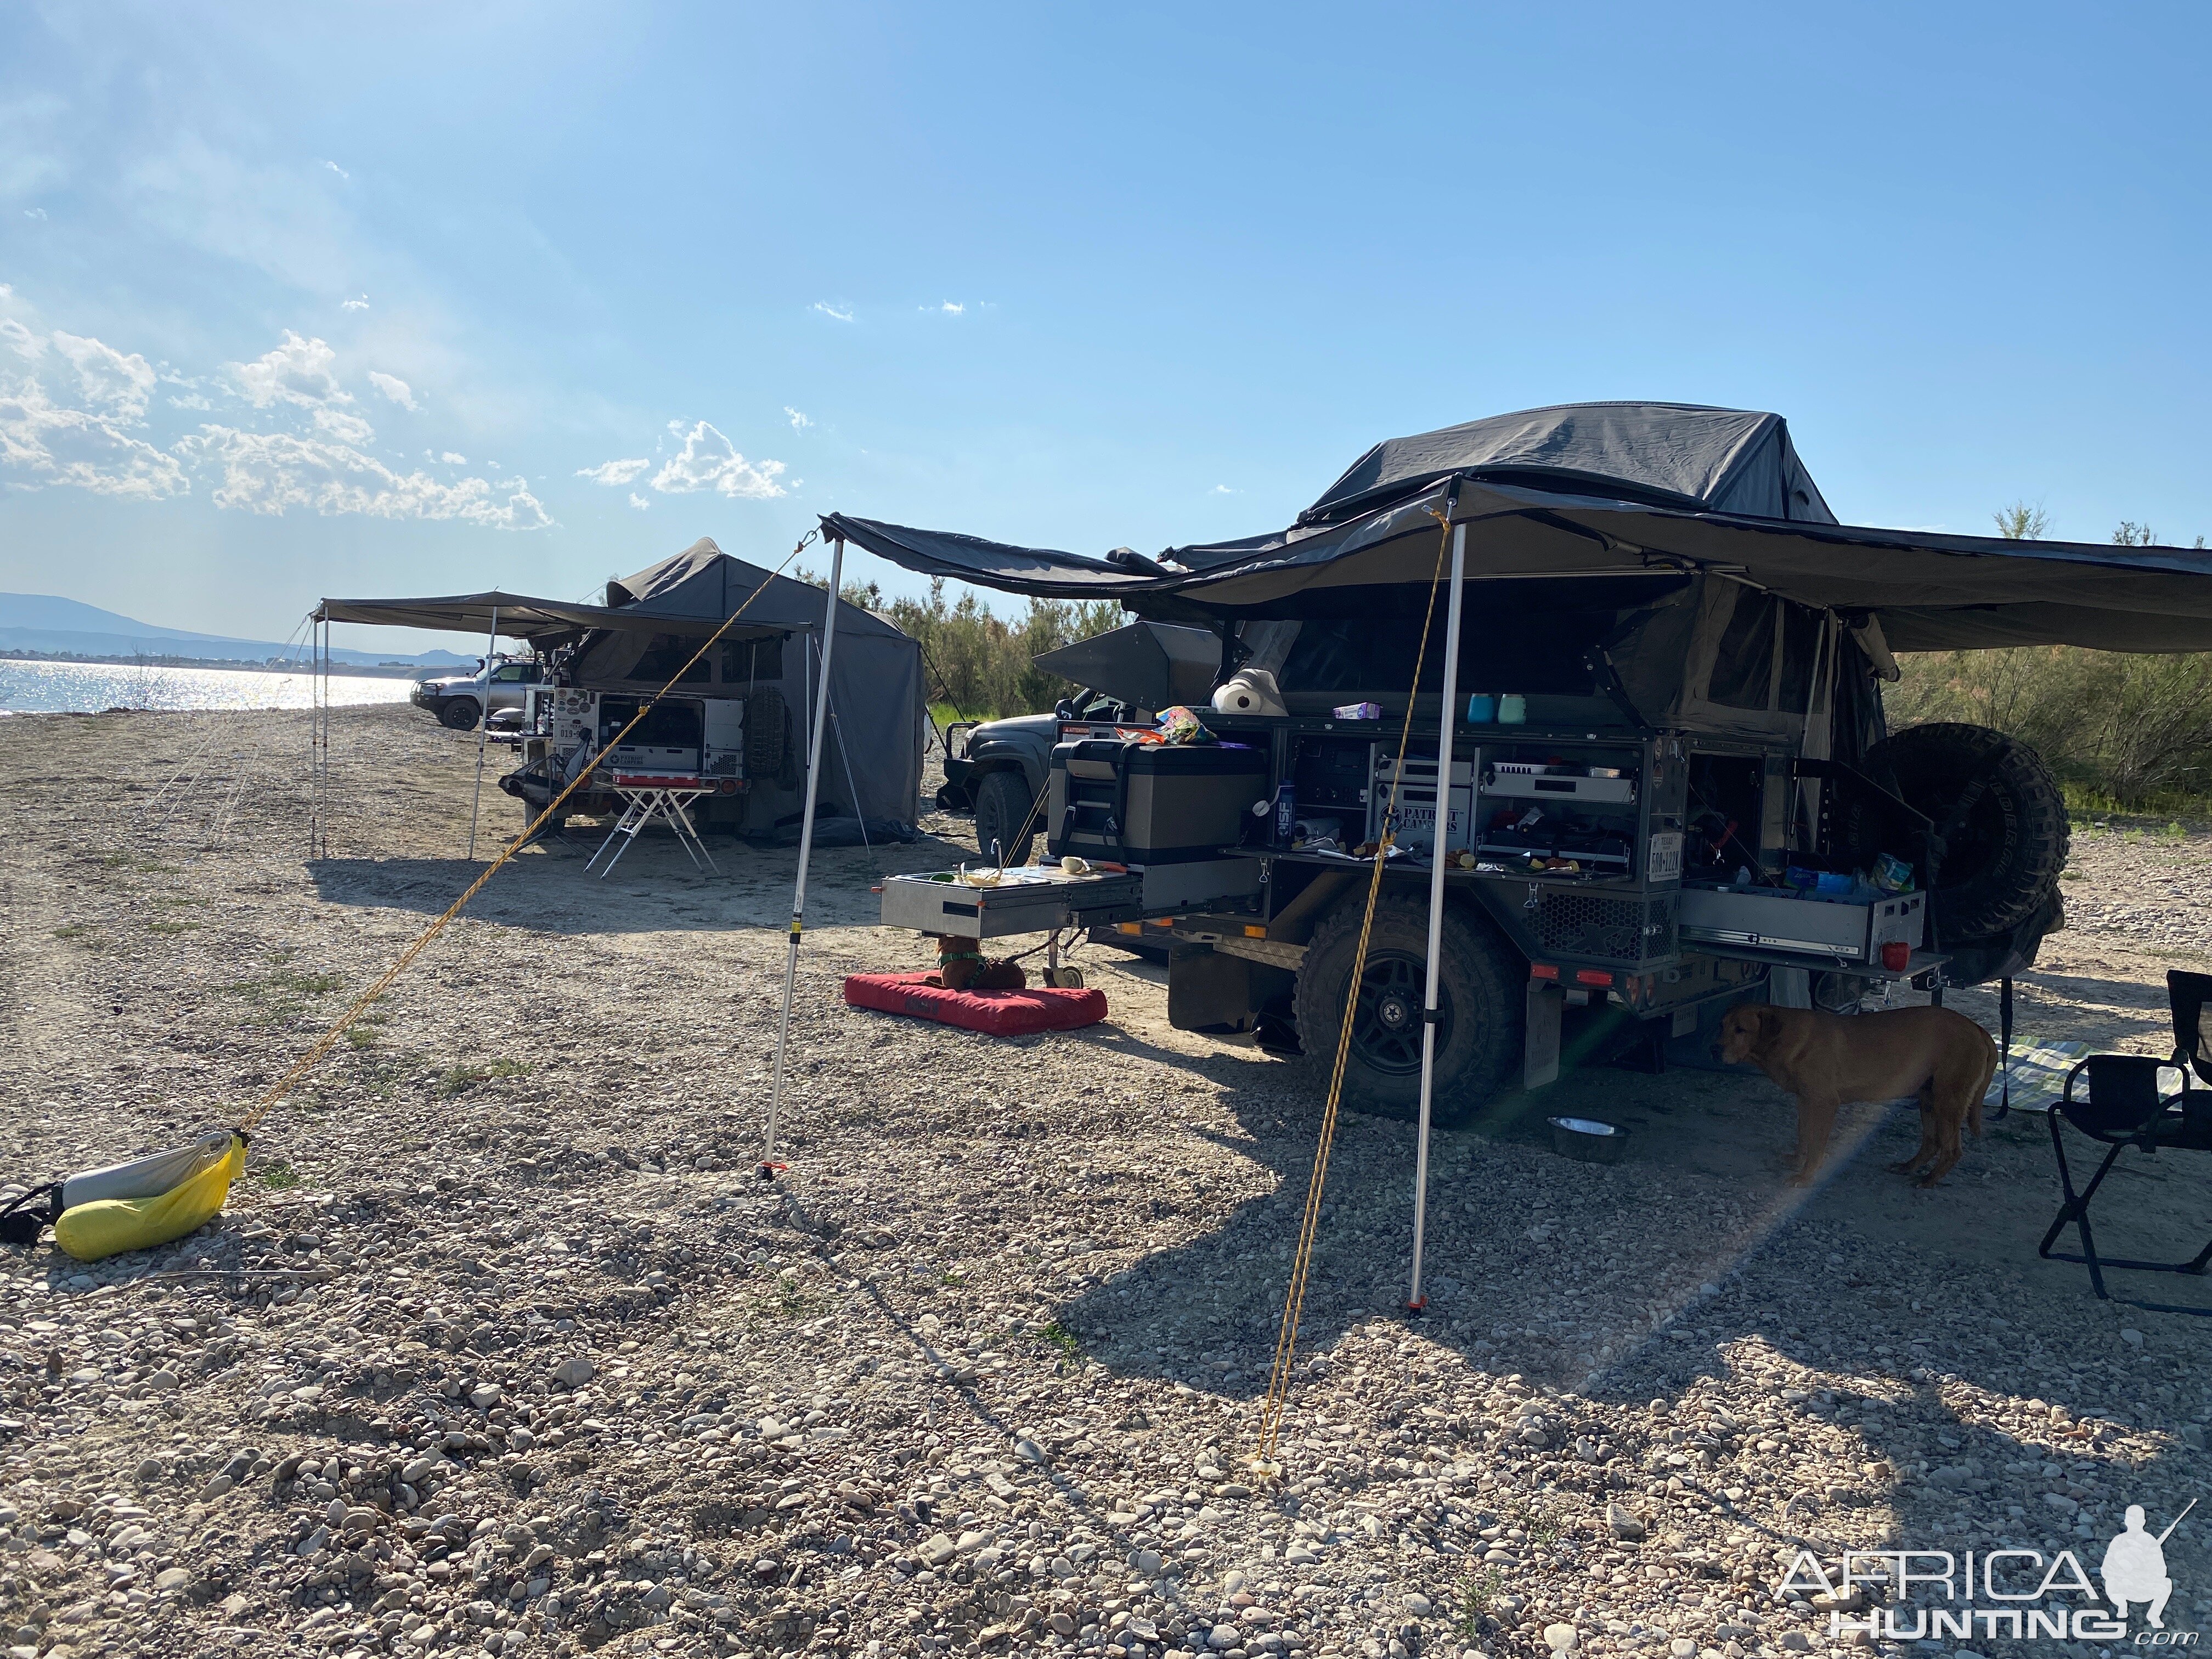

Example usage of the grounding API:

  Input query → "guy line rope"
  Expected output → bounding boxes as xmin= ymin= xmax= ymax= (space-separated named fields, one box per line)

xmin=232 ymin=530 xmax=820 ymax=1137
xmin=1252 ymin=500 xmax=1457 ymax=1466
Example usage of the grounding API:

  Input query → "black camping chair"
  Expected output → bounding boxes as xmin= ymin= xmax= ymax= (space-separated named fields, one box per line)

xmin=2038 ymin=970 xmax=2212 ymax=1314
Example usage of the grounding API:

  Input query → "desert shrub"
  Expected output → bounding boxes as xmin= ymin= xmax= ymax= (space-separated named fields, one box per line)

xmin=806 ymin=572 xmax=1124 ymax=718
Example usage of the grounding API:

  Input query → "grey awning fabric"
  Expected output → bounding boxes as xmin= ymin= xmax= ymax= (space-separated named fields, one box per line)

xmin=319 ymin=537 xmax=908 ymax=642
xmin=817 ymin=401 xmax=2212 ymax=652
xmin=1031 ymin=622 xmax=1221 ymax=711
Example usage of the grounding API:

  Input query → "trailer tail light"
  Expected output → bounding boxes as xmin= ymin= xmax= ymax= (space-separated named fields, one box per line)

xmin=1529 ymin=963 xmax=1559 ymax=980
xmin=1574 ymin=969 xmax=1615 ymax=988
xmin=1150 ymin=916 xmax=1176 ymax=929
xmin=1243 ymin=924 xmax=1267 ymax=939
xmin=1116 ymin=922 xmax=1142 ymax=935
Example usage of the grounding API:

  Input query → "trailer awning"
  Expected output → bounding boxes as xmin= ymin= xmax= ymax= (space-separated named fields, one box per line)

xmin=820 ymin=400 xmax=2212 ymax=652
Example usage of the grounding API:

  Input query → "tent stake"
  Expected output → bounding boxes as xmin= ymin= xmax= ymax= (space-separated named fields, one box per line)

xmin=466 ymin=605 xmax=500 ymax=861
xmin=1408 ymin=517 xmax=1468 ymax=1313
xmin=761 ymin=536 xmax=846 ymax=1178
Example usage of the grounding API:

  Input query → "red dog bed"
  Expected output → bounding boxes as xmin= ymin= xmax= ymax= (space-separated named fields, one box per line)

xmin=843 ymin=970 xmax=1108 ymax=1037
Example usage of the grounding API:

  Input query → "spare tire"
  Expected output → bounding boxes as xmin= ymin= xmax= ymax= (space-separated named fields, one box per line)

xmin=1863 ymin=722 xmax=2068 ymax=941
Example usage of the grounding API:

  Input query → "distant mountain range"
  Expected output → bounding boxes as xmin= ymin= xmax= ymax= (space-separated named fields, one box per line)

xmin=0 ymin=594 xmax=475 ymax=669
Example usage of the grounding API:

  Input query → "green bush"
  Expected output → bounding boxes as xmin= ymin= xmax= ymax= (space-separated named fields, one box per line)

xmin=1887 ymin=646 xmax=2212 ymax=813
xmin=808 ymin=572 xmax=1125 ymax=719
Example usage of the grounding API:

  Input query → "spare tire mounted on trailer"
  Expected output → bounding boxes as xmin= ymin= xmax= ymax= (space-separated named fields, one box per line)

xmin=1857 ymin=721 xmax=2069 ymax=941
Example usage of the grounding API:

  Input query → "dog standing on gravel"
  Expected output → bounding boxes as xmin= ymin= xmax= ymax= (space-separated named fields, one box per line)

xmin=1716 ymin=1003 xmax=1999 ymax=1188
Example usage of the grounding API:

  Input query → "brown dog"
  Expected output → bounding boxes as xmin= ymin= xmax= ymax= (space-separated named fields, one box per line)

xmin=923 ymin=934 xmax=1028 ymax=992
xmin=1716 ymin=1003 xmax=1998 ymax=1188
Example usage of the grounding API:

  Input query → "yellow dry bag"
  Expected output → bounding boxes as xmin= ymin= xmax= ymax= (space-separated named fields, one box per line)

xmin=49 ymin=1132 xmax=247 ymax=1262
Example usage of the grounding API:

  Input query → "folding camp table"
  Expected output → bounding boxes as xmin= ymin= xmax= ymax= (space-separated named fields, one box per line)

xmin=586 ymin=771 xmax=719 ymax=878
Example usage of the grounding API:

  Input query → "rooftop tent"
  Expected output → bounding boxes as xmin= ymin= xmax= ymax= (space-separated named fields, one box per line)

xmin=820 ymin=402 xmax=2212 ymax=653
xmin=1300 ymin=402 xmax=1838 ymax=527
xmin=318 ymin=538 xmax=926 ymax=826
xmin=1030 ymin=621 xmax=1222 ymax=712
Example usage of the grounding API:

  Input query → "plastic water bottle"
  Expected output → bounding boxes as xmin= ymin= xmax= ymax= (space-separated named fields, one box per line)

xmin=1273 ymin=782 xmax=1296 ymax=844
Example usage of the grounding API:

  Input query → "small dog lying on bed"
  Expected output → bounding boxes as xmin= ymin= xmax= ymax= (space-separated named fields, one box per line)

xmin=1717 ymin=1002 xmax=1999 ymax=1188
xmin=923 ymin=934 xmax=1028 ymax=992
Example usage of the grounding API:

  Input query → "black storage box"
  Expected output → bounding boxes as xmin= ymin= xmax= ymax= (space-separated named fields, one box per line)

xmin=1047 ymin=740 xmax=1271 ymax=865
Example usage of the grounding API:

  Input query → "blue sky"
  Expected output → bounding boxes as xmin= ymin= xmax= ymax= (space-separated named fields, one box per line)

xmin=2 ymin=1 xmax=2207 ymax=653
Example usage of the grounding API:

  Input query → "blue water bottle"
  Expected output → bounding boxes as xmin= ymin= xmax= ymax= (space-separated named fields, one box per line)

xmin=1273 ymin=781 xmax=1296 ymax=845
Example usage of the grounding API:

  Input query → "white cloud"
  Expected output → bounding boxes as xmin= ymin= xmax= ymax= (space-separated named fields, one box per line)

xmin=650 ymin=421 xmax=785 ymax=499
xmin=311 ymin=404 xmax=377 ymax=444
xmin=577 ymin=456 xmax=650 ymax=486
xmin=810 ymin=302 xmax=854 ymax=322
xmin=367 ymin=370 xmax=416 ymax=410
xmin=342 ymin=295 xmax=369 ymax=312
xmin=785 ymin=407 xmax=811 ymax=431
xmin=628 ymin=492 xmax=650 ymax=511
xmin=23 ymin=207 xmax=47 ymax=221
xmin=1211 ymin=483 xmax=1239 ymax=495
xmin=1 ymin=319 xmax=42 ymax=361
xmin=231 ymin=330 xmax=349 ymax=411
xmin=52 ymin=332 xmax=156 ymax=420
xmin=176 ymin=426 xmax=551 ymax=528
xmin=441 ymin=450 xmax=467 ymax=465
xmin=938 ymin=301 xmax=964 ymax=315
xmin=168 ymin=393 xmax=212 ymax=411
xmin=323 ymin=160 xmax=350 ymax=180
xmin=0 ymin=380 xmax=189 ymax=500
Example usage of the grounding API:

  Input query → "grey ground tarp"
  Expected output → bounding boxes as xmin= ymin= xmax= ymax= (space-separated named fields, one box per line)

xmin=320 ymin=538 xmax=926 ymax=826
xmin=820 ymin=402 xmax=2212 ymax=653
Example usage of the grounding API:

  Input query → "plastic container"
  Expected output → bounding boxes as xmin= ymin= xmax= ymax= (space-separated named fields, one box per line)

xmin=1881 ymin=940 xmax=1911 ymax=971
xmin=1465 ymin=693 xmax=1496 ymax=724
xmin=1497 ymin=693 xmax=1527 ymax=724
xmin=1815 ymin=871 xmax=1855 ymax=896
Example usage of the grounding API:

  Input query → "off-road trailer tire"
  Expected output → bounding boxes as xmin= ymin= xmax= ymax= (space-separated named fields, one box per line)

xmin=1292 ymin=891 xmax=1523 ymax=1128
xmin=1857 ymin=721 xmax=2068 ymax=941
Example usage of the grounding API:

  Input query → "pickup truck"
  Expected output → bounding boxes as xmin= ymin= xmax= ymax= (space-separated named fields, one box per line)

xmin=411 ymin=659 xmax=544 ymax=730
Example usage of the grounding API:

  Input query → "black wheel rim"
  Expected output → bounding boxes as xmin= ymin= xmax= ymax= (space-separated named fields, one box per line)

xmin=1348 ymin=951 xmax=1447 ymax=1076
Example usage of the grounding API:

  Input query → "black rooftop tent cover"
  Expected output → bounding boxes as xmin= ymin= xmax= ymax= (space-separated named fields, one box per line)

xmin=1030 ymin=620 xmax=1221 ymax=712
xmin=317 ymin=538 xmax=926 ymax=825
xmin=820 ymin=402 xmax=2212 ymax=653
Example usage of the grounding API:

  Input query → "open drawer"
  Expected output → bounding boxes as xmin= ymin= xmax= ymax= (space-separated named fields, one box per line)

xmin=882 ymin=868 xmax=1145 ymax=938
xmin=1679 ymin=883 xmax=1925 ymax=967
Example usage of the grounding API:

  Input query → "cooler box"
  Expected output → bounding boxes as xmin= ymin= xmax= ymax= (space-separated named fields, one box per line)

xmin=1047 ymin=740 xmax=1270 ymax=865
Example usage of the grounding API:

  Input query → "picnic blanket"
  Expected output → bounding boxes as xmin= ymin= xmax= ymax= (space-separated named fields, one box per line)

xmin=1986 ymin=1038 xmax=2091 ymax=1113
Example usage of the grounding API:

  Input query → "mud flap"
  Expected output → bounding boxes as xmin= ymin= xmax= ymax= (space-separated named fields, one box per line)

xmin=1169 ymin=943 xmax=1260 ymax=1034
xmin=1525 ymin=980 xmax=1564 ymax=1089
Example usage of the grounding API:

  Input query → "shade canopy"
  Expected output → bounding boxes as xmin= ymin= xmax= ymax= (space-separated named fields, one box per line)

xmin=317 ymin=538 xmax=908 ymax=644
xmin=820 ymin=403 xmax=2212 ymax=652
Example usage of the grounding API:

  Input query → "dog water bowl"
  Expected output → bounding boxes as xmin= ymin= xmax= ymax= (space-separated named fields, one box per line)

xmin=1548 ymin=1116 xmax=1628 ymax=1165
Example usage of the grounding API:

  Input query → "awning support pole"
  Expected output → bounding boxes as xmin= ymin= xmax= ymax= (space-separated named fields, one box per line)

xmin=1408 ymin=518 xmax=1468 ymax=1313
xmin=466 ymin=605 xmax=499 ymax=861
xmin=761 ymin=536 xmax=845 ymax=1178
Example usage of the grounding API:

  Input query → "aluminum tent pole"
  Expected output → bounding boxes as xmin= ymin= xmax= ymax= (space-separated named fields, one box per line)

xmin=1408 ymin=517 xmax=1468 ymax=1313
xmin=761 ymin=535 xmax=845 ymax=1177
xmin=466 ymin=606 xmax=499 ymax=860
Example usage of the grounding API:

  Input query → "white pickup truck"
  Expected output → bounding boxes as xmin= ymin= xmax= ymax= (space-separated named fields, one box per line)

xmin=411 ymin=659 xmax=544 ymax=730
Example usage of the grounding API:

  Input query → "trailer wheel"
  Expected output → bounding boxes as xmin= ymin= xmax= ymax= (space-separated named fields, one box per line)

xmin=438 ymin=698 xmax=481 ymax=731
xmin=973 ymin=770 xmax=1037 ymax=866
xmin=1293 ymin=893 xmax=1522 ymax=1128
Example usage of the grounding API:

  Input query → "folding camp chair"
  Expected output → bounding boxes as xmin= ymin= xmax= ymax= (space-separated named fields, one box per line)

xmin=2037 ymin=971 xmax=2212 ymax=1314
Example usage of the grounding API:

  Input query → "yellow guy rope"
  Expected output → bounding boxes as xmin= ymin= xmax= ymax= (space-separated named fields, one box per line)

xmin=1254 ymin=504 xmax=1456 ymax=1464
xmin=235 ymin=531 xmax=820 ymax=1135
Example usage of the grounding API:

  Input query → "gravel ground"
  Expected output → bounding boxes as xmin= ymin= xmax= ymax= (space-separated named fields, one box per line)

xmin=2 ymin=706 xmax=2210 ymax=1659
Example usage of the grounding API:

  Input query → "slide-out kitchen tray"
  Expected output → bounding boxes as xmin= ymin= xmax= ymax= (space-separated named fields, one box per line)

xmin=881 ymin=868 xmax=1145 ymax=939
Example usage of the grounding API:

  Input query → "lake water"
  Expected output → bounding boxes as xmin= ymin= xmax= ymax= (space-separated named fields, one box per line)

xmin=0 ymin=659 xmax=420 ymax=715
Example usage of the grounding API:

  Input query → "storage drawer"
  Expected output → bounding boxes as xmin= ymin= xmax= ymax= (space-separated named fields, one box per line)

xmin=881 ymin=870 xmax=1144 ymax=939
xmin=1678 ymin=884 xmax=1926 ymax=965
